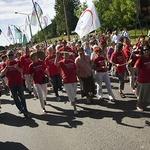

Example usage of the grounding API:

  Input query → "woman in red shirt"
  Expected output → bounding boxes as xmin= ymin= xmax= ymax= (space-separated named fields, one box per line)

xmin=29 ymin=51 xmax=50 ymax=113
xmin=55 ymin=51 xmax=78 ymax=115
xmin=45 ymin=45 xmax=62 ymax=101
xmin=94 ymin=47 xmax=116 ymax=102
xmin=134 ymin=44 xmax=150 ymax=111
xmin=110 ymin=43 xmax=126 ymax=98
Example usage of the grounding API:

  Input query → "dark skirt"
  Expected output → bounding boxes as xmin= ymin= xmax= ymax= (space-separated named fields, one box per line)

xmin=136 ymin=82 xmax=150 ymax=104
xmin=80 ymin=75 xmax=96 ymax=97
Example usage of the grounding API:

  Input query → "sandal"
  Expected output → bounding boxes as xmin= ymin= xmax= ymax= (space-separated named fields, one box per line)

xmin=119 ymin=92 xmax=126 ymax=98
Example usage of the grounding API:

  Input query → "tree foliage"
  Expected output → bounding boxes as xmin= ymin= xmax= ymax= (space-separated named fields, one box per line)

xmin=54 ymin=0 xmax=80 ymax=35
xmin=75 ymin=2 xmax=88 ymax=18
xmin=94 ymin=0 xmax=136 ymax=31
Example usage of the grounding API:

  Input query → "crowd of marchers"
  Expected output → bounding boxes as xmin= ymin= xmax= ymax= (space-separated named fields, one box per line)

xmin=0 ymin=29 xmax=150 ymax=116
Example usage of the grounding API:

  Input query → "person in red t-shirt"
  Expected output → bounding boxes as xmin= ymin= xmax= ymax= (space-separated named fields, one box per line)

xmin=134 ymin=44 xmax=150 ymax=111
xmin=94 ymin=47 xmax=116 ymax=102
xmin=29 ymin=51 xmax=50 ymax=113
xmin=136 ymin=35 xmax=149 ymax=48
xmin=1 ymin=50 xmax=28 ymax=117
xmin=55 ymin=50 xmax=78 ymax=115
xmin=110 ymin=43 xmax=126 ymax=98
xmin=45 ymin=45 xmax=62 ymax=101
xmin=123 ymin=37 xmax=135 ymax=89
xmin=20 ymin=46 xmax=32 ymax=95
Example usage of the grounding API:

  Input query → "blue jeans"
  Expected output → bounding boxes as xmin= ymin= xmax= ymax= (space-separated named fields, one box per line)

xmin=51 ymin=74 xmax=62 ymax=97
xmin=10 ymin=85 xmax=27 ymax=113
xmin=116 ymin=72 xmax=125 ymax=91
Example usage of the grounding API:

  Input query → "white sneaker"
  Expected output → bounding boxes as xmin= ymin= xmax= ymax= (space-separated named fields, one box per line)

xmin=43 ymin=109 xmax=47 ymax=114
xmin=98 ymin=95 xmax=103 ymax=100
xmin=74 ymin=110 xmax=78 ymax=115
xmin=136 ymin=106 xmax=143 ymax=111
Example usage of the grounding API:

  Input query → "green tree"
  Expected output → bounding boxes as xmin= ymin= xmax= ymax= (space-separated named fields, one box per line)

xmin=75 ymin=2 xmax=88 ymax=18
xmin=94 ymin=0 xmax=136 ymax=31
xmin=54 ymin=0 xmax=80 ymax=35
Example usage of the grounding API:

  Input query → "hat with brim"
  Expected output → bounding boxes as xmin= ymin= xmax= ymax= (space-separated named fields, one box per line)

xmin=60 ymin=51 xmax=73 ymax=55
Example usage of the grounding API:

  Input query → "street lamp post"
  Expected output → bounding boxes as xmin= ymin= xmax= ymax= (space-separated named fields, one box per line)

xmin=15 ymin=12 xmax=33 ymax=44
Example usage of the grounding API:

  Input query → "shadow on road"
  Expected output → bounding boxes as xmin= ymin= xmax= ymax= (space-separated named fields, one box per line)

xmin=0 ymin=141 xmax=29 ymax=150
xmin=75 ymin=104 xmax=150 ymax=129
xmin=28 ymin=104 xmax=83 ymax=129
xmin=0 ymin=112 xmax=38 ymax=128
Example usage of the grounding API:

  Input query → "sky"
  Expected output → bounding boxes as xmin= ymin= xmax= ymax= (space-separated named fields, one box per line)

xmin=0 ymin=0 xmax=87 ymax=46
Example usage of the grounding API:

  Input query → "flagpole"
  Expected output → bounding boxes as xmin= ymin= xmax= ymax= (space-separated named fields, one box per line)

xmin=31 ymin=0 xmax=47 ymax=46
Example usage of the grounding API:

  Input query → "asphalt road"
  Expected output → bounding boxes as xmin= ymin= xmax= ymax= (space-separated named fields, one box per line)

xmin=0 ymin=76 xmax=150 ymax=150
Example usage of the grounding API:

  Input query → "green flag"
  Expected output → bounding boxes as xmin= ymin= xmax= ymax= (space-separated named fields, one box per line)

xmin=22 ymin=34 xmax=28 ymax=45
xmin=14 ymin=26 xmax=22 ymax=40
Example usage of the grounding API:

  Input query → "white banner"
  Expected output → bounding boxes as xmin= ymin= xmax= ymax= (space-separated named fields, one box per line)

xmin=75 ymin=2 xmax=101 ymax=38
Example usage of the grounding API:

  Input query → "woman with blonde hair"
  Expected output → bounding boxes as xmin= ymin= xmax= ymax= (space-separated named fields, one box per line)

xmin=29 ymin=51 xmax=50 ymax=113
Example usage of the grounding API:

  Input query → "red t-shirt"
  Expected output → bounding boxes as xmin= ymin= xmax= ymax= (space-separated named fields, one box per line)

xmin=134 ymin=56 xmax=150 ymax=83
xmin=1 ymin=60 xmax=23 ymax=87
xmin=20 ymin=54 xmax=32 ymax=74
xmin=29 ymin=60 xmax=47 ymax=84
xmin=110 ymin=51 xmax=125 ymax=73
xmin=124 ymin=45 xmax=131 ymax=61
xmin=45 ymin=54 xmax=61 ymax=76
xmin=59 ymin=59 xmax=77 ymax=84
xmin=94 ymin=56 xmax=108 ymax=72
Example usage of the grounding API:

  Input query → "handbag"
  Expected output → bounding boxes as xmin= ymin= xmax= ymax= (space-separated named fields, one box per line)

xmin=43 ymin=76 xmax=49 ymax=84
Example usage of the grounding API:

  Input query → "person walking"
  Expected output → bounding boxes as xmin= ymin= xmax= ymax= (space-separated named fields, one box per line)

xmin=93 ymin=47 xmax=116 ymax=102
xmin=55 ymin=50 xmax=78 ymax=115
xmin=75 ymin=48 xmax=96 ymax=104
xmin=110 ymin=43 xmax=126 ymax=98
xmin=133 ymin=44 xmax=150 ymax=111
xmin=20 ymin=46 xmax=32 ymax=95
xmin=1 ymin=50 xmax=28 ymax=117
xmin=45 ymin=45 xmax=62 ymax=101
xmin=29 ymin=51 xmax=50 ymax=113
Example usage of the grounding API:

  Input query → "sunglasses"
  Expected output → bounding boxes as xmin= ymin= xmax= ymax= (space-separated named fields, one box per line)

xmin=143 ymin=49 xmax=149 ymax=52
xmin=96 ymin=50 xmax=103 ymax=53
xmin=8 ymin=54 xmax=14 ymax=57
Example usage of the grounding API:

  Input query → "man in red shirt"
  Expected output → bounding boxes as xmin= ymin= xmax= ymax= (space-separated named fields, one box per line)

xmin=1 ymin=50 xmax=28 ymax=117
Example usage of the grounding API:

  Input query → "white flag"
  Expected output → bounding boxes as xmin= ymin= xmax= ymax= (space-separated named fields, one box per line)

xmin=75 ymin=2 xmax=101 ymax=38
xmin=41 ymin=14 xmax=52 ymax=28
xmin=31 ymin=2 xmax=43 ymax=26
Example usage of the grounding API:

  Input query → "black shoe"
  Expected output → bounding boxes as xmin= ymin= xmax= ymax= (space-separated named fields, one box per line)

xmin=44 ymin=100 xmax=47 ymax=105
xmin=29 ymin=91 xmax=32 ymax=95
xmin=23 ymin=112 xmax=29 ymax=117
xmin=110 ymin=98 xmax=116 ymax=103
